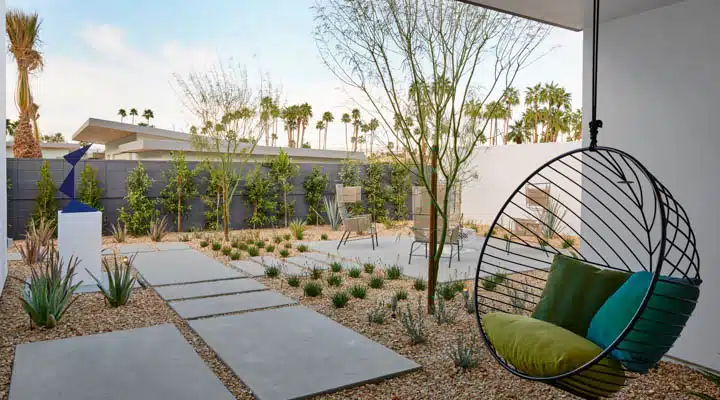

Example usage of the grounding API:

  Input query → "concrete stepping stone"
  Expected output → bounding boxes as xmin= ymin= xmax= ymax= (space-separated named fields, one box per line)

xmin=250 ymin=256 xmax=305 ymax=275
xmin=133 ymin=249 xmax=243 ymax=286
xmin=7 ymin=252 xmax=21 ymax=261
xmin=170 ymin=291 xmax=296 ymax=319
xmin=156 ymin=242 xmax=190 ymax=251
xmin=189 ymin=306 xmax=420 ymax=400
xmin=155 ymin=279 xmax=265 ymax=301
xmin=230 ymin=260 xmax=265 ymax=277
xmin=119 ymin=243 xmax=155 ymax=254
xmin=9 ymin=324 xmax=234 ymax=400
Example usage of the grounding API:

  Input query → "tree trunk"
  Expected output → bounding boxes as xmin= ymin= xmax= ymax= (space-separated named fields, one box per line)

xmin=324 ymin=126 xmax=328 ymax=150
xmin=353 ymin=125 xmax=358 ymax=152
xmin=284 ymin=190 xmax=288 ymax=227
xmin=344 ymin=124 xmax=348 ymax=151
xmin=177 ymin=174 xmax=183 ymax=232
xmin=13 ymin=113 xmax=42 ymax=158
xmin=222 ymin=183 xmax=229 ymax=241
xmin=427 ymin=142 xmax=438 ymax=314
xmin=265 ymin=123 xmax=269 ymax=146
xmin=503 ymin=118 xmax=509 ymax=145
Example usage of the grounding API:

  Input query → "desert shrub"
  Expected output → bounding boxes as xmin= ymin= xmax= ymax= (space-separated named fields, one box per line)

xmin=265 ymin=244 xmax=275 ymax=253
xmin=310 ymin=265 xmax=324 ymax=280
xmin=230 ymin=250 xmax=241 ymax=260
xmin=320 ymin=233 xmax=328 ymax=240
xmin=303 ymin=281 xmax=323 ymax=297
xmin=279 ymin=249 xmax=290 ymax=258
xmin=111 ymin=221 xmax=127 ymax=243
xmin=265 ymin=264 xmax=281 ymax=278
xmin=78 ymin=163 xmax=104 ymax=211
xmin=388 ymin=161 xmax=411 ymax=219
xmin=273 ymin=235 xmax=282 ymax=244
xmin=369 ymin=275 xmax=384 ymax=289
xmin=247 ymin=245 xmax=260 ymax=257
xmin=331 ymin=291 xmax=350 ymax=308
xmin=21 ymin=250 xmax=81 ymax=328
xmin=89 ymin=253 xmax=136 ymax=307
xmin=231 ymin=237 xmax=241 ymax=248
xmin=268 ymin=148 xmax=299 ymax=227
xmin=289 ymin=218 xmax=307 ymax=240
xmin=31 ymin=161 xmax=58 ymax=226
xmin=367 ymin=302 xmax=387 ymax=324
xmin=303 ymin=167 xmax=328 ymax=224
xmin=448 ymin=334 xmax=479 ymax=370
xmin=399 ymin=298 xmax=427 ymax=344
xmin=433 ymin=293 xmax=457 ymax=325
xmin=244 ymin=165 xmax=277 ymax=229
xmin=462 ymin=289 xmax=476 ymax=314
xmin=256 ymin=240 xmax=266 ymax=249
xmin=481 ymin=273 xmax=507 ymax=291
xmin=349 ymin=285 xmax=367 ymax=299
xmin=330 ymin=261 xmax=343 ymax=273
xmin=221 ymin=246 xmax=232 ymax=256
xmin=394 ymin=289 xmax=409 ymax=301
xmin=363 ymin=263 xmax=375 ymax=274
xmin=363 ymin=158 xmax=387 ymax=220
xmin=327 ymin=274 xmax=342 ymax=287
xmin=284 ymin=241 xmax=292 ymax=249
xmin=178 ymin=233 xmax=190 ymax=242
xmin=159 ymin=151 xmax=198 ymax=232
xmin=118 ymin=162 xmax=158 ymax=236
xmin=211 ymin=241 xmax=222 ymax=251
xmin=296 ymin=244 xmax=308 ymax=253
xmin=451 ymin=280 xmax=465 ymax=293
xmin=348 ymin=267 xmax=361 ymax=278
xmin=149 ymin=216 xmax=168 ymax=242
xmin=386 ymin=265 xmax=402 ymax=280
xmin=437 ymin=282 xmax=458 ymax=301
xmin=287 ymin=275 xmax=301 ymax=287
xmin=200 ymin=240 xmax=209 ymax=248
xmin=414 ymin=278 xmax=427 ymax=291
xmin=283 ymin=233 xmax=291 ymax=241
xmin=237 ymin=242 xmax=248 ymax=251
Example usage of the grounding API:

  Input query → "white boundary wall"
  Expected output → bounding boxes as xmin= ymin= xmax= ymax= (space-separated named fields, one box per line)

xmin=1 ymin=4 xmax=7 ymax=298
xmin=461 ymin=142 xmax=582 ymax=226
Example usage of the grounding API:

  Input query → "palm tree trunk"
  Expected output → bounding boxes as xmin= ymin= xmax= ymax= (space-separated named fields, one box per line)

xmin=503 ymin=118 xmax=509 ymax=145
xmin=13 ymin=113 xmax=42 ymax=158
xmin=324 ymin=126 xmax=328 ymax=150
xmin=344 ymin=124 xmax=348 ymax=151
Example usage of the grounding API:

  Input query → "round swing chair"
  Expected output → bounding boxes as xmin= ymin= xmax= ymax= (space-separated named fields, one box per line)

xmin=473 ymin=1 xmax=702 ymax=399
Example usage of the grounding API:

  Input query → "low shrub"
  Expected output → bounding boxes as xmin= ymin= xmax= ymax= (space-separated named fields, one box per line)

xmin=289 ymin=218 xmax=307 ymax=240
xmin=400 ymin=298 xmax=427 ymax=344
xmin=231 ymin=237 xmax=241 ymax=248
xmin=448 ymin=334 xmax=479 ymax=370
xmin=369 ymin=275 xmax=384 ymax=289
xmin=287 ymin=275 xmax=301 ymax=287
xmin=256 ymin=240 xmax=266 ymax=249
xmin=265 ymin=264 xmax=281 ymax=278
xmin=327 ymin=274 xmax=342 ymax=287
xmin=273 ymin=235 xmax=282 ymax=244
xmin=200 ymin=240 xmax=209 ymax=248
xmin=386 ymin=265 xmax=402 ymax=280
xmin=230 ymin=250 xmax=241 ymax=260
xmin=279 ymin=249 xmax=290 ymax=258
xmin=363 ymin=263 xmax=375 ymax=274
xmin=331 ymin=291 xmax=350 ymax=308
xmin=221 ymin=246 xmax=232 ymax=256
xmin=437 ymin=283 xmax=458 ymax=301
xmin=349 ymin=285 xmax=367 ymax=299
xmin=283 ymin=233 xmax=291 ymax=241
xmin=211 ymin=242 xmax=222 ymax=252
xmin=414 ymin=278 xmax=427 ymax=291
xmin=247 ymin=245 xmax=260 ymax=257
xmin=320 ymin=233 xmax=328 ymax=240
xmin=303 ymin=281 xmax=323 ymax=297
xmin=394 ymin=289 xmax=409 ymax=301
xmin=89 ymin=253 xmax=136 ymax=307
xmin=348 ymin=267 xmax=361 ymax=278
xmin=265 ymin=244 xmax=275 ymax=253
xmin=330 ymin=261 xmax=343 ymax=273
xmin=367 ymin=302 xmax=387 ymax=324
xmin=296 ymin=244 xmax=308 ymax=253
xmin=284 ymin=242 xmax=292 ymax=249
xmin=481 ymin=273 xmax=507 ymax=291
xmin=21 ymin=250 xmax=82 ymax=328
xmin=451 ymin=280 xmax=465 ymax=293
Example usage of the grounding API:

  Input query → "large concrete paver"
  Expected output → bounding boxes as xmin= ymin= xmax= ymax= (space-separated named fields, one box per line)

xmin=133 ymin=249 xmax=243 ymax=286
xmin=230 ymin=260 xmax=266 ymax=277
xmin=169 ymin=291 xmax=296 ymax=319
xmin=9 ymin=324 xmax=234 ymax=400
xmin=189 ymin=306 xmax=420 ymax=400
xmin=119 ymin=243 xmax=155 ymax=254
xmin=156 ymin=242 xmax=190 ymax=251
xmin=250 ymin=256 xmax=305 ymax=275
xmin=155 ymin=278 xmax=266 ymax=301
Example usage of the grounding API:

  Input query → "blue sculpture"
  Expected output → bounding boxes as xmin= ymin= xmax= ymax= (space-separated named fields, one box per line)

xmin=59 ymin=144 xmax=97 ymax=213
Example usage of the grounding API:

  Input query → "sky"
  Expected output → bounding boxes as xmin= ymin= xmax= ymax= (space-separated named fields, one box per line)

xmin=5 ymin=0 xmax=583 ymax=150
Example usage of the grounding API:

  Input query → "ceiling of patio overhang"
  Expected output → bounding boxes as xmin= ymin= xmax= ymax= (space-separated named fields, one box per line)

xmin=460 ymin=0 xmax=685 ymax=31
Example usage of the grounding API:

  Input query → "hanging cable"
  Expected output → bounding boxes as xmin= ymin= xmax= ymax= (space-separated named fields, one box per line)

xmin=589 ymin=0 xmax=603 ymax=150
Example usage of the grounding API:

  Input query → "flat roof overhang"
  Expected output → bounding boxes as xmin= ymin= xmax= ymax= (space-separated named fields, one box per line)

xmin=72 ymin=118 xmax=189 ymax=144
xmin=460 ymin=0 xmax=686 ymax=31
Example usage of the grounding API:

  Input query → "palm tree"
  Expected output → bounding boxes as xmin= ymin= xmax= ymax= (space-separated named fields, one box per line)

xmin=524 ymin=84 xmax=542 ymax=143
xmin=6 ymin=9 xmax=43 ymax=158
xmin=281 ymin=106 xmax=298 ymax=147
xmin=270 ymin=102 xmax=280 ymax=146
xmin=507 ymin=118 xmax=532 ymax=144
xmin=367 ymin=118 xmax=379 ymax=154
xmin=315 ymin=120 xmax=325 ymax=148
xmin=118 ymin=108 xmax=127 ymax=123
xmin=341 ymin=113 xmax=351 ymax=151
xmin=30 ymin=102 xmax=40 ymax=143
xmin=260 ymin=96 xmax=273 ymax=146
xmin=484 ymin=101 xmax=506 ymax=146
xmin=298 ymin=103 xmax=312 ymax=147
xmin=129 ymin=108 xmax=138 ymax=124
xmin=351 ymin=108 xmax=361 ymax=152
xmin=567 ymin=109 xmax=583 ymax=141
xmin=142 ymin=109 xmax=154 ymax=125
xmin=6 ymin=119 xmax=18 ymax=137
xmin=321 ymin=111 xmax=334 ymax=150
xmin=501 ymin=87 xmax=519 ymax=145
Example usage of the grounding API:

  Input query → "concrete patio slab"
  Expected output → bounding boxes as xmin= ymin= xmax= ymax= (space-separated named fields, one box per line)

xmin=170 ymin=291 xmax=296 ymax=319
xmin=133 ymin=249 xmax=243 ymax=286
xmin=9 ymin=324 xmax=234 ymax=400
xmin=156 ymin=242 xmax=191 ymax=251
xmin=119 ymin=243 xmax=155 ymax=254
xmin=155 ymin=278 xmax=266 ymax=301
xmin=189 ymin=306 xmax=420 ymax=400
xmin=230 ymin=260 xmax=266 ymax=277
xmin=250 ymin=255 xmax=304 ymax=275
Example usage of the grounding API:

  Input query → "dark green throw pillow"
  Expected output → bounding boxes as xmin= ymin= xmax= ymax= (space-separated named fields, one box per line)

xmin=532 ymin=255 xmax=630 ymax=336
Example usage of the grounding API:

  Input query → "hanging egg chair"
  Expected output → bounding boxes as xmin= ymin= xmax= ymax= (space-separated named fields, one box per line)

xmin=473 ymin=1 xmax=701 ymax=399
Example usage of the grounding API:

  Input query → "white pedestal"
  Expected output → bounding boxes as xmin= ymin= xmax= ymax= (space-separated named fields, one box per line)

xmin=58 ymin=210 xmax=102 ymax=287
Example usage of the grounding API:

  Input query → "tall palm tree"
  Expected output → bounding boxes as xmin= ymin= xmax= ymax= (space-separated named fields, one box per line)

xmin=341 ymin=113 xmax=351 ymax=151
xmin=367 ymin=118 xmax=379 ymax=154
xmin=129 ymin=108 xmax=138 ymax=124
xmin=6 ymin=119 xmax=18 ymax=137
xmin=260 ymin=96 xmax=273 ymax=146
xmin=501 ymin=87 xmax=519 ymax=145
xmin=507 ymin=118 xmax=532 ymax=144
xmin=321 ymin=111 xmax=334 ymax=150
xmin=281 ymin=106 xmax=298 ymax=147
xmin=484 ymin=101 xmax=505 ymax=146
xmin=142 ymin=109 xmax=154 ymax=125
xmin=567 ymin=109 xmax=583 ymax=141
xmin=298 ymin=103 xmax=312 ymax=147
xmin=6 ymin=9 xmax=43 ymax=158
xmin=351 ymin=108 xmax=361 ymax=152
xmin=118 ymin=108 xmax=127 ymax=123
xmin=270 ymin=102 xmax=280 ymax=146
xmin=315 ymin=120 xmax=325 ymax=148
xmin=524 ymin=84 xmax=542 ymax=143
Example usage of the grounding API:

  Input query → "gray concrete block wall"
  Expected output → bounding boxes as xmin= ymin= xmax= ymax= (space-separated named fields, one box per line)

xmin=7 ymin=159 xmax=412 ymax=239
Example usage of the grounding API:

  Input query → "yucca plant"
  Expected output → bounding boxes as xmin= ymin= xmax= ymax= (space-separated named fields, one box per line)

xmin=21 ymin=248 xmax=82 ymax=328
xmin=149 ymin=216 xmax=168 ymax=242
xmin=18 ymin=227 xmax=49 ymax=265
xmin=29 ymin=218 xmax=55 ymax=246
xmin=110 ymin=221 xmax=127 ymax=243
xmin=321 ymin=196 xmax=341 ymax=230
xmin=289 ymin=218 xmax=307 ymax=240
xmin=88 ymin=253 xmax=137 ymax=307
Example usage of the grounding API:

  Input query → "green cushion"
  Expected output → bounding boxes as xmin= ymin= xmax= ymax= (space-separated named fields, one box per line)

xmin=532 ymin=255 xmax=630 ymax=336
xmin=483 ymin=313 xmax=626 ymax=397
xmin=587 ymin=271 xmax=700 ymax=372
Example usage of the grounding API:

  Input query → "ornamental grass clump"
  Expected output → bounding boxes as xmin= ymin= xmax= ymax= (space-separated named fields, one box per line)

xmin=348 ymin=267 xmax=361 ymax=278
xmin=399 ymin=297 xmax=427 ymax=344
xmin=367 ymin=302 xmax=387 ymax=324
xmin=247 ymin=245 xmax=260 ymax=257
xmin=289 ymin=218 xmax=307 ymax=240
xmin=230 ymin=250 xmax=241 ymax=260
xmin=265 ymin=244 xmax=275 ymax=253
xmin=287 ymin=275 xmax=301 ymax=287
xmin=89 ymin=253 xmax=137 ymax=307
xmin=18 ymin=223 xmax=51 ymax=266
xmin=279 ymin=249 xmax=290 ymax=258
xmin=414 ymin=278 xmax=427 ymax=291
xmin=303 ymin=281 xmax=323 ymax=297
xmin=349 ymin=284 xmax=367 ymax=299
xmin=331 ymin=291 xmax=350 ymax=308
xmin=200 ymin=240 xmax=209 ymax=248
xmin=21 ymin=249 xmax=82 ymax=328
xmin=330 ymin=261 xmax=343 ymax=273
xmin=448 ymin=334 xmax=480 ymax=370
xmin=296 ymin=244 xmax=308 ymax=253
xmin=221 ymin=246 xmax=232 ymax=256
xmin=265 ymin=264 xmax=281 ymax=278
xmin=369 ymin=275 xmax=384 ymax=289
xmin=211 ymin=241 xmax=222 ymax=252
xmin=394 ymin=289 xmax=409 ymax=301
xmin=363 ymin=263 xmax=375 ymax=274
xmin=326 ymin=274 xmax=342 ymax=287
xmin=386 ymin=264 xmax=402 ymax=280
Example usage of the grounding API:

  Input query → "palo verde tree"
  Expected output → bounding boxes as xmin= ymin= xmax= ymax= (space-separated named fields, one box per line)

xmin=315 ymin=0 xmax=549 ymax=311
xmin=174 ymin=60 xmax=260 ymax=241
xmin=159 ymin=151 xmax=198 ymax=232
xmin=268 ymin=148 xmax=299 ymax=227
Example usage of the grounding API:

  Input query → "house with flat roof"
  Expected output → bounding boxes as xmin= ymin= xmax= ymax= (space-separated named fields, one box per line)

xmin=72 ymin=118 xmax=365 ymax=163
xmin=5 ymin=141 xmax=84 ymax=159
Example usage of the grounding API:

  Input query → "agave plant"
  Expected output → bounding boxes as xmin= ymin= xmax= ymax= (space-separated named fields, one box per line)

xmin=21 ymin=248 xmax=82 ymax=328
xmin=149 ymin=216 xmax=168 ymax=242
xmin=18 ymin=222 xmax=52 ymax=265
xmin=321 ymin=196 xmax=341 ymax=231
xmin=29 ymin=218 xmax=55 ymax=246
xmin=111 ymin=221 xmax=127 ymax=243
xmin=88 ymin=253 xmax=137 ymax=307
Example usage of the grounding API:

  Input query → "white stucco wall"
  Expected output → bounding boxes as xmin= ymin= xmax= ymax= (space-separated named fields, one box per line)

xmin=1 ymin=7 xmax=7 ymax=298
xmin=461 ymin=142 xmax=582 ymax=226
xmin=583 ymin=0 xmax=719 ymax=371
